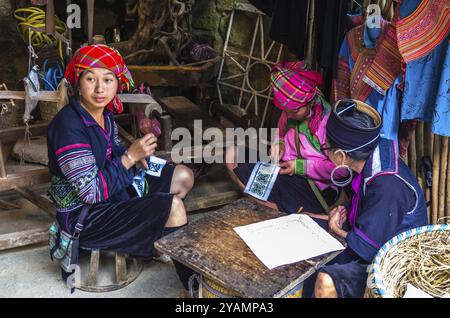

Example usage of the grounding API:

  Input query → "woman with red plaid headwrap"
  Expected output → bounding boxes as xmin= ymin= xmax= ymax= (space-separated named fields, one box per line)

xmin=226 ymin=61 xmax=342 ymax=215
xmin=47 ymin=45 xmax=196 ymax=294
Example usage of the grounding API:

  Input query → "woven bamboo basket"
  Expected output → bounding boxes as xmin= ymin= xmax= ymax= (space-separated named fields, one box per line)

xmin=198 ymin=275 xmax=303 ymax=298
xmin=39 ymin=78 xmax=70 ymax=121
xmin=39 ymin=101 xmax=59 ymax=121
xmin=0 ymin=100 xmax=25 ymax=128
xmin=365 ymin=224 xmax=450 ymax=298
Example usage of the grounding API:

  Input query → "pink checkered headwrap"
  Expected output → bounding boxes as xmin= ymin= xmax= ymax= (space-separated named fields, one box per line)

xmin=271 ymin=61 xmax=323 ymax=111
xmin=271 ymin=61 xmax=324 ymax=135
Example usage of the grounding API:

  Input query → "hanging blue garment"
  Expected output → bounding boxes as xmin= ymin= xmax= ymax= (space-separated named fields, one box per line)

xmin=401 ymin=37 xmax=450 ymax=137
xmin=399 ymin=0 xmax=450 ymax=137
xmin=334 ymin=23 xmax=401 ymax=147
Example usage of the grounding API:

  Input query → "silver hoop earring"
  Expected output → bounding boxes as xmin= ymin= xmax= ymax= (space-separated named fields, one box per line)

xmin=331 ymin=164 xmax=353 ymax=187
xmin=331 ymin=149 xmax=353 ymax=187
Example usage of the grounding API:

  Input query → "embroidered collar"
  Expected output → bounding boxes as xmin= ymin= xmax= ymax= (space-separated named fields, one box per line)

xmin=362 ymin=138 xmax=398 ymax=185
xmin=69 ymin=97 xmax=113 ymax=128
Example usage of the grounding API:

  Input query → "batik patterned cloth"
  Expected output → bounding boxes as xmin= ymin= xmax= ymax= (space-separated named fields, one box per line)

xmin=64 ymin=44 xmax=134 ymax=113
xmin=399 ymin=0 xmax=450 ymax=137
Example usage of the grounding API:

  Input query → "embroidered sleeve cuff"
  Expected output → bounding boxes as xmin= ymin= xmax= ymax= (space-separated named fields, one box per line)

xmin=294 ymin=159 xmax=306 ymax=175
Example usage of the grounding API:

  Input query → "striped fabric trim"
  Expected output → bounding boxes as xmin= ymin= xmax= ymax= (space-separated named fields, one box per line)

xmin=55 ymin=143 xmax=91 ymax=155
xmin=56 ymin=143 xmax=109 ymax=203
xmin=354 ymin=226 xmax=381 ymax=249
xmin=347 ymin=26 xmax=376 ymax=102
xmin=397 ymin=0 xmax=450 ymax=63
xmin=368 ymin=224 xmax=449 ymax=297
xmin=363 ymin=24 xmax=402 ymax=94
xmin=331 ymin=58 xmax=351 ymax=103
xmin=295 ymin=159 xmax=305 ymax=175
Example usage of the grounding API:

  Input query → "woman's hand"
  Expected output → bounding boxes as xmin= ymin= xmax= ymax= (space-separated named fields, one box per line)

xmin=270 ymin=142 xmax=285 ymax=163
xmin=279 ymin=160 xmax=295 ymax=176
xmin=122 ymin=133 xmax=157 ymax=169
xmin=328 ymin=205 xmax=348 ymax=238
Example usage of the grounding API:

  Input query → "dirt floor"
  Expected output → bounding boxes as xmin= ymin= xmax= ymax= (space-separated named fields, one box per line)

xmin=0 ymin=211 xmax=208 ymax=298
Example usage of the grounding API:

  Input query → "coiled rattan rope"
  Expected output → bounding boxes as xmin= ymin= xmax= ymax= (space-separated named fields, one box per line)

xmin=14 ymin=7 xmax=66 ymax=62
xmin=379 ymin=233 xmax=450 ymax=297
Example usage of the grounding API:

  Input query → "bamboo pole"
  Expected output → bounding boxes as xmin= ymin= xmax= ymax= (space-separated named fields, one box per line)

xmin=305 ymin=0 xmax=315 ymax=64
xmin=424 ymin=124 xmax=433 ymax=218
xmin=438 ymin=137 xmax=448 ymax=223
xmin=431 ymin=135 xmax=440 ymax=224
xmin=446 ymin=145 xmax=450 ymax=223
xmin=409 ymin=129 xmax=417 ymax=177
xmin=416 ymin=122 xmax=425 ymax=192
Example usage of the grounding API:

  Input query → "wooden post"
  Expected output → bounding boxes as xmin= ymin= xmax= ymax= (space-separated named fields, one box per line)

xmin=115 ymin=253 xmax=127 ymax=283
xmin=87 ymin=0 xmax=95 ymax=44
xmin=431 ymin=135 xmax=440 ymax=224
xmin=0 ymin=143 xmax=6 ymax=178
xmin=447 ymin=145 xmax=450 ymax=222
xmin=409 ymin=129 xmax=417 ymax=177
xmin=86 ymin=249 xmax=100 ymax=287
xmin=416 ymin=122 xmax=425 ymax=192
xmin=439 ymin=137 xmax=449 ymax=222
xmin=45 ymin=0 xmax=55 ymax=36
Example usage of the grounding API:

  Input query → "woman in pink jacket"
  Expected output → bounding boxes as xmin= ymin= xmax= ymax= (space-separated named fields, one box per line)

xmin=226 ymin=61 xmax=343 ymax=214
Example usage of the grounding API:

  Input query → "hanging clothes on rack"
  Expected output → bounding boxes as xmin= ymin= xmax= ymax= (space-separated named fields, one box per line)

xmin=397 ymin=0 xmax=450 ymax=137
xmin=250 ymin=0 xmax=350 ymax=99
xmin=332 ymin=18 xmax=404 ymax=146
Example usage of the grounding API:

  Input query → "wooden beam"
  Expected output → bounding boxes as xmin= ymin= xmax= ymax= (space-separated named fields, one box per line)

xmin=0 ymin=91 xmax=60 ymax=102
xmin=0 ymin=143 xmax=6 ymax=178
xmin=14 ymin=187 xmax=55 ymax=218
xmin=0 ymin=122 xmax=49 ymax=144
xmin=0 ymin=227 xmax=49 ymax=251
xmin=118 ymin=94 xmax=158 ymax=105
xmin=0 ymin=92 xmax=155 ymax=104
xmin=117 ymin=124 xmax=136 ymax=146
xmin=0 ymin=200 xmax=21 ymax=210
xmin=159 ymin=96 xmax=226 ymax=133
xmin=185 ymin=190 xmax=241 ymax=212
xmin=0 ymin=168 xmax=51 ymax=193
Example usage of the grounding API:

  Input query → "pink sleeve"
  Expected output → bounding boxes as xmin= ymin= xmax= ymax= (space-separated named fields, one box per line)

xmin=277 ymin=111 xmax=288 ymax=139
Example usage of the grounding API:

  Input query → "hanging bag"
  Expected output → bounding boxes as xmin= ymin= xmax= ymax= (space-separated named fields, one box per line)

xmin=49 ymin=205 xmax=90 ymax=273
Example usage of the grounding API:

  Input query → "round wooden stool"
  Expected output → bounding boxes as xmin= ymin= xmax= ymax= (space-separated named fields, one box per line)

xmin=76 ymin=249 xmax=144 ymax=292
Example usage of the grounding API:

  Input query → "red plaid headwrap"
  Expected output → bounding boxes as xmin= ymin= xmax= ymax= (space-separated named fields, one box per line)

xmin=271 ymin=61 xmax=324 ymax=135
xmin=64 ymin=44 xmax=134 ymax=113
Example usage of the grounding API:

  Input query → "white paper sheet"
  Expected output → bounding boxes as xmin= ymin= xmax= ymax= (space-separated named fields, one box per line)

xmin=243 ymin=162 xmax=280 ymax=201
xmin=403 ymin=284 xmax=433 ymax=298
xmin=234 ymin=214 xmax=345 ymax=269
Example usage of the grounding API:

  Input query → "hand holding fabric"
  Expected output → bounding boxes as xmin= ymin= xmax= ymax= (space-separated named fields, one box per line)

xmin=279 ymin=160 xmax=295 ymax=176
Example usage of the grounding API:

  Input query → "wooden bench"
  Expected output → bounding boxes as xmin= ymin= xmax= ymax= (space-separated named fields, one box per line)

xmin=155 ymin=198 xmax=344 ymax=298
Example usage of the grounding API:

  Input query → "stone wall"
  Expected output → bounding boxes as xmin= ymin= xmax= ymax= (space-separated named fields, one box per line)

xmin=191 ymin=0 xmax=259 ymax=54
xmin=0 ymin=0 xmax=28 ymax=88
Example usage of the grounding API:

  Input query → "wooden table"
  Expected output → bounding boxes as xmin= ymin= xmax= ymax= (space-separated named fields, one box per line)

xmin=155 ymin=198 xmax=345 ymax=298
